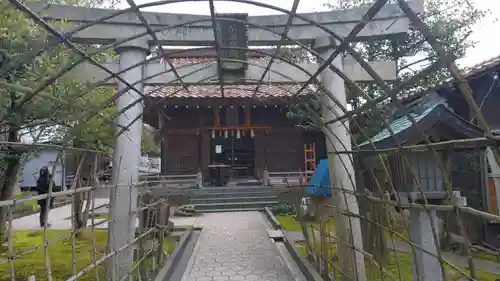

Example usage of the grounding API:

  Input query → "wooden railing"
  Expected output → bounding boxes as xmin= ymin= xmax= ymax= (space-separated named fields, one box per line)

xmin=140 ymin=172 xmax=202 ymax=188
xmin=264 ymin=170 xmax=307 ymax=187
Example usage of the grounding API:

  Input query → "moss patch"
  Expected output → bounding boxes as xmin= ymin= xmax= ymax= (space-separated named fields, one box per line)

xmin=0 ymin=230 xmax=177 ymax=281
xmin=470 ymin=250 xmax=500 ymax=263
xmin=384 ymin=221 xmax=410 ymax=241
xmin=294 ymin=242 xmax=500 ymax=281
xmin=275 ymin=214 xmax=335 ymax=233
xmin=88 ymin=214 xmax=108 ymax=220
xmin=275 ymin=215 xmax=302 ymax=231
xmin=163 ymin=236 xmax=177 ymax=254
xmin=277 ymin=213 xmax=411 ymax=245
xmin=0 ymin=230 xmax=107 ymax=281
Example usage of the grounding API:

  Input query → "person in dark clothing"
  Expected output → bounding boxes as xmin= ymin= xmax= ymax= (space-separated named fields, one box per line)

xmin=35 ymin=166 xmax=55 ymax=228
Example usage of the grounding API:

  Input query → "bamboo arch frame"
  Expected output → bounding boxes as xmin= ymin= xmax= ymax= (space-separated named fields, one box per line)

xmin=1 ymin=1 xmax=500 ymax=281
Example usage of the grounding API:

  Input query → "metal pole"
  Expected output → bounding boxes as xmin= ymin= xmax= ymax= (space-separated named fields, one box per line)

xmin=106 ymin=38 xmax=149 ymax=281
xmin=314 ymin=36 xmax=366 ymax=281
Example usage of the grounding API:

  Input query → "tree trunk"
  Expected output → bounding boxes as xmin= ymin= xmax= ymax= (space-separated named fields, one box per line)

xmin=373 ymin=191 xmax=389 ymax=266
xmin=440 ymin=149 xmax=454 ymax=251
xmin=0 ymin=126 xmax=21 ymax=248
xmin=365 ymin=171 xmax=390 ymax=267
xmin=73 ymin=178 xmax=85 ymax=229
xmin=71 ymin=153 xmax=88 ymax=238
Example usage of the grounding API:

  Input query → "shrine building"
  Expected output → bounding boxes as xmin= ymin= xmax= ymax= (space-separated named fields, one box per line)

xmin=143 ymin=48 xmax=327 ymax=184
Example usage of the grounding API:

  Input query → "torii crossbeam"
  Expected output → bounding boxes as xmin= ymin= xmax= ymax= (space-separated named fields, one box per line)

xmin=31 ymin=0 xmax=423 ymax=45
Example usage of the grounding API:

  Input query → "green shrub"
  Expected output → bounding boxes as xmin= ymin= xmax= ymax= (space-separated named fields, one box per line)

xmin=12 ymin=193 xmax=39 ymax=215
xmin=271 ymin=200 xmax=295 ymax=215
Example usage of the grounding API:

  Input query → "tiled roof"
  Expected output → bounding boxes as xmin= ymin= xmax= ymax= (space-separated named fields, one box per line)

xmin=461 ymin=54 xmax=500 ymax=78
xmin=168 ymin=57 xmax=215 ymax=64
xmin=359 ymin=91 xmax=485 ymax=149
xmin=147 ymin=84 xmax=316 ymax=99
xmin=359 ymin=92 xmax=448 ymax=148
xmin=158 ymin=48 xmax=279 ymax=59
xmin=148 ymin=55 xmax=316 ymax=99
xmin=398 ymin=54 xmax=500 ymax=106
xmin=436 ymin=54 xmax=500 ymax=87
xmin=163 ymin=57 xmax=273 ymax=67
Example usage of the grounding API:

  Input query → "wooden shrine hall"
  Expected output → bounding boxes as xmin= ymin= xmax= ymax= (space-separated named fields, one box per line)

xmin=143 ymin=48 xmax=327 ymax=184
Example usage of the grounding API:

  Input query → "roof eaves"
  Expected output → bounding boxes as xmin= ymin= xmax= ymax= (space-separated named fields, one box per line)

xmin=461 ymin=54 xmax=500 ymax=78
xmin=398 ymin=54 xmax=500 ymax=105
xmin=359 ymin=93 xmax=447 ymax=148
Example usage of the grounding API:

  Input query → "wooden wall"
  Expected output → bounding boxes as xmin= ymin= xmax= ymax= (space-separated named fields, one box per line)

xmin=265 ymin=129 xmax=303 ymax=172
xmin=471 ymin=74 xmax=500 ymax=130
xmin=253 ymin=130 xmax=267 ymax=179
xmin=161 ymin=107 xmax=212 ymax=175
xmin=159 ymin=105 xmax=326 ymax=177
xmin=163 ymin=133 xmax=199 ymax=175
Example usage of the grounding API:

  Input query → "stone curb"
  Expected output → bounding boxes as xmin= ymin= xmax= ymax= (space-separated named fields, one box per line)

xmin=154 ymin=227 xmax=202 ymax=281
xmin=262 ymin=208 xmax=322 ymax=281
xmin=263 ymin=207 xmax=282 ymax=230
xmin=282 ymin=233 xmax=323 ymax=281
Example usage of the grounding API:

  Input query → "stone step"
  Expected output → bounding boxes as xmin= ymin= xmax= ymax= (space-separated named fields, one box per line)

xmin=197 ymin=207 xmax=264 ymax=213
xmin=189 ymin=187 xmax=274 ymax=195
xmin=194 ymin=201 xmax=278 ymax=211
xmin=189 ymin=190 xmax=277 ymax=199
xmin=190 ymin=195 xmax=278 ymax=204
xmin=227 ymin=180 xmax=263 ymax=187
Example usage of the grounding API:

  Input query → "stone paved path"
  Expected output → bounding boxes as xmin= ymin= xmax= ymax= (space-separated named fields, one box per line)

xmin=11 ymin=198 xmax=197 ymax=230
xmin=181 ymin=212 xmax=296 ymax=281
xmin=11 ymin=198 xmax=110 ymax=230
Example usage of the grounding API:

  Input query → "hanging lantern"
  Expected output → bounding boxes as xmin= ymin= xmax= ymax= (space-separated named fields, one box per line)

xmin=231 ymin=130 xmax=235 ymax=137
xmin=219 ymin=131 xmax=222 ymax=137
xmin=224 ymin=130 xmax=228 ymax=139
xmin=242 ymin=130 xmax=246 ymax=137
xmin=236 ymin=129 xmax=241 ymax=139
xmin=212 ymin=130 xmax=215 ymax=139
xmin=250 ymin=129 xmax=255 ymax=138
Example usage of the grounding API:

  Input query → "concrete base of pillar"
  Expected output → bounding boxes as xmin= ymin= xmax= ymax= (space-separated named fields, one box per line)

xmin=409 ymin=208 xmax=443 ymax=281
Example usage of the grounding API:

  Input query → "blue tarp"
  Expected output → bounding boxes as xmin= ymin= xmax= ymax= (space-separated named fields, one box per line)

xmin=304 ymin=159 xmax=331 ymax=196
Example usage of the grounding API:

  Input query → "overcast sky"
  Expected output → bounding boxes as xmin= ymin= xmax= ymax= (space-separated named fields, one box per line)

xmin=118 ymin=0 xmax=500 ymax=68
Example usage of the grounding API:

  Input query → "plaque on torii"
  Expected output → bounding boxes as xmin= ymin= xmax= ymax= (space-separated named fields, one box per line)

xmin=216 ymin=13 xmax=248 ymax=73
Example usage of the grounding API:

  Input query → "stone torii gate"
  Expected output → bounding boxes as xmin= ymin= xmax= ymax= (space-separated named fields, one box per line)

xmin=31 ymin=1 xmax=424 ymax=280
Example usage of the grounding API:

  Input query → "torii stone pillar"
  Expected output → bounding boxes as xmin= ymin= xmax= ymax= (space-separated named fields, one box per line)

xmin=314 ymin=36 xmax=366 ymax=281
xmin=107 ymin=38 xmax=148 ymax=281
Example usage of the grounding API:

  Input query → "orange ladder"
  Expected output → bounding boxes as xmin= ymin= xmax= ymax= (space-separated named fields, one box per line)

xmin=304 ymin=143 xmax=317 ymax=180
